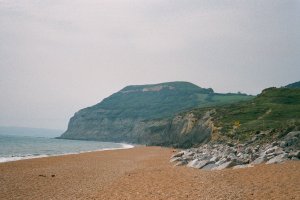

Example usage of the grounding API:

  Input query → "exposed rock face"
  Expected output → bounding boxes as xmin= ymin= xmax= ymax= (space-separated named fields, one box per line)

xmin=171 ymin=131 xmax=299 ymax=170
xmin=62 ymin=110 xmax=213 ymax=148
xmin=60 ymin=82 xmax=251 ymax=147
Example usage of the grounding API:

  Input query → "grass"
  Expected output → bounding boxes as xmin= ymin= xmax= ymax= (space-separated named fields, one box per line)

xmin=191 ymin=88 xmax=300 ymax=143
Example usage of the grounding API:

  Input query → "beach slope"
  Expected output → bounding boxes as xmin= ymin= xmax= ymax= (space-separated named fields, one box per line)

xmin=0 ymin=147 xmax=299 ymax=200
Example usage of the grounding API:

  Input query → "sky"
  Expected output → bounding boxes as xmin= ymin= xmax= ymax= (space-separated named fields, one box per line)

xmin=0 ymin=0 xmax=299 ymax=130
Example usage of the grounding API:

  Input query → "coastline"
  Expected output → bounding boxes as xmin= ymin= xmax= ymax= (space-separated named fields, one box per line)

xmin=0 ymin=142 xmax=134 ymax=163
xmin=1 ymin=146 xmax=299 ymax=200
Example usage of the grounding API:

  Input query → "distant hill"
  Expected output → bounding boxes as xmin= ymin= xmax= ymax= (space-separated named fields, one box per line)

xmin=60 ymin=81 xmax=253 ymax=142
xmin=0 ymin=126 xmax=63 ymax=138
xmin=285 ymin=81 xmax=300 ymax=88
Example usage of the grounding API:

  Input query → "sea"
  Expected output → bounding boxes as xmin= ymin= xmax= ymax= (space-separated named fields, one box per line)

xmin=0 ymin=133 xmax=133 ymax=163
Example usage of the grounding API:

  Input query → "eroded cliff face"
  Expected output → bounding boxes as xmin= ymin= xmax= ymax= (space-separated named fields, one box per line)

xmin=61 ymin=109 xmax=214 ymax=148
xmin=135 ymin=110 xmax=215 ymax=147
xmin=61 ymin=108 xmax=141 ymax=142
xmin=60 ymin=81 xmax=253 ymax=147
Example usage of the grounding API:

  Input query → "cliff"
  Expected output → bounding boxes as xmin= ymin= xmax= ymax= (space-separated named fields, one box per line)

xmin=60 ymin=81 xmax=252 ymax=146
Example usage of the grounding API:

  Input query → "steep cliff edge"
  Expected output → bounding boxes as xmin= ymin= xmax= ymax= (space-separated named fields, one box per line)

xmin=60 ymin=81 xmax=252 ymax=146
xmin=142 ymin=87 xmax=300 ymax=148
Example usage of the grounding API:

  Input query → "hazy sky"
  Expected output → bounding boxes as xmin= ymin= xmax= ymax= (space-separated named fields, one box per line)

xmin=0 ymin=0 xmax=299 ymax=130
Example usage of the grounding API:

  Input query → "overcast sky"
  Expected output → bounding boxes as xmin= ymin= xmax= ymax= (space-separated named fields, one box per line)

xmin=0 ymin=0 xmax=299 ymax=130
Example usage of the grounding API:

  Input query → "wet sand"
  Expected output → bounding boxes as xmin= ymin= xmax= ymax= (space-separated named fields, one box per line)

xmin=0 ymin=146 xmax=299 ymax=200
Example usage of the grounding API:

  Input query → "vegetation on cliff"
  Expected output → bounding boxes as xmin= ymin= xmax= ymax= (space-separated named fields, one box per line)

xmin=191 ymin=87 xmax=300 ymax=144
xmin=60 ymin=81 xmax=252 ymax=143
xmin=285 ymin=81 xmax=300 ymax=88
xmin=60 ymin=81 xmax=300 ymax=148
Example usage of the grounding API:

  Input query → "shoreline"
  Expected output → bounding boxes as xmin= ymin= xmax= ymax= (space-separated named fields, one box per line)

xmin=1 ymin=146 xmax=299 ymax=200
xmin=0 ymin=142 xmax=134 ymax=163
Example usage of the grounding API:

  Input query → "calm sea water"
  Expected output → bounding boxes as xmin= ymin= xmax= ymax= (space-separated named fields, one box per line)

xmin=0 ymin=134 xmax=133 ymax=163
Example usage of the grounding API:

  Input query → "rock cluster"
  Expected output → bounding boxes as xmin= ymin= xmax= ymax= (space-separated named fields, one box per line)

xmin=170 ymin=131 xmax=300 ymax=170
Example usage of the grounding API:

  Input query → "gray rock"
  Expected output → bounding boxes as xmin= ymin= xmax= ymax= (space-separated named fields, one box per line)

xmin=215 ymin=157 xmax=227 ymax=165
xmin=170 ymin=157 xmax=182 ymax=163
xmin=181 ymin=155 xmax=194 ymax=161
xmin=212 ymin=161 xmax=237 ymax=170
xmin=291 ymin=157 xmax=299 ymax=161
xmin=227 ymin=153 xmax=238 ymax=161
xmin=251 ymin=156 xmax=267 ymax=165
xmin=285 ymin=131 xmax=300 ymax=139
xmin=266 ymin=153 xmax=288 ymax=164
xmin=171 ymin=151 xmax=184 ymax=158
xmin=202 ymin=163 xmax=218 ymax=170
xmin=187 ymin=159 xmax=199 ymax=168
xmin=186 ymin=152 xmax=195 ymax=157
xmin=174 ymin=160 xmax=187 ymax=166
xmin=265 ymin=146 xmax=279 ymax=154
xmin=288 ymin=151 xmax=300 ymax=159
xmin=288 ymin=137 xmax=298 ymax=146
xmin=266 ymin=153 xmax=276 ymax=160
xmin=232 ymin=164 xmax=254 ymax=169
xmin=272 ymin=141 xmax=279 ymax=147
xmin=251 ymin=136 xmax=258 ymax=142
xmin=284 ymin=131 xmax=300 ymax=147
xmin=254 ymin=145 xmax=260 ymax=152
xmin=209 ymin=156 xmax=219 ymax=162
xmin=187 ymin=159 xmax=211 ymax=169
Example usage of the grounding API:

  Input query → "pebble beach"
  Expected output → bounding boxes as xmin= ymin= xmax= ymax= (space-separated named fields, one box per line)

xmin=0 ymin=146 xmax=299 ymax=200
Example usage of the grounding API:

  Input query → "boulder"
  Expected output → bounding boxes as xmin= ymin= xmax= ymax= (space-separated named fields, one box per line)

xmin=209 ymin=156 xmax=219 ymax=162
xmin=174 ymin=161 xmax=187 ymax=166
xmin=202 ymin=163 xmax=218 ymax=170
xmin=212 ymin=161 xmax=237 ymax=170
xmin=187 ymin=159 xmax=199 ymax=168
xmin=266 ymin=153 xmax=288 ymax=164
xmin=170 ymin=157 xmax=182 ymax=163
xmin=284 ymin=131 xmax=300 ymax=147
xmin=187 ymin=159 xmax=211 ymax=169
xmin=215 ymin=157 xmax=227 ymax=165
xmin=285 ymin=131 xmax=300 ymax=139
xmin=171 ymin=151 xmax=184 ymax=158
xmin=288 ymin=151 xmax=300 ymax=159
xmin=265 ymin=146 xmax=280 ymax=154
xmin=251 ymin=156 xmax=267 ymax=165
xmin=279 ymin=141 xmax=288 ymax=148
xmin=232 ymin=164 xmax=254 ymax=169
